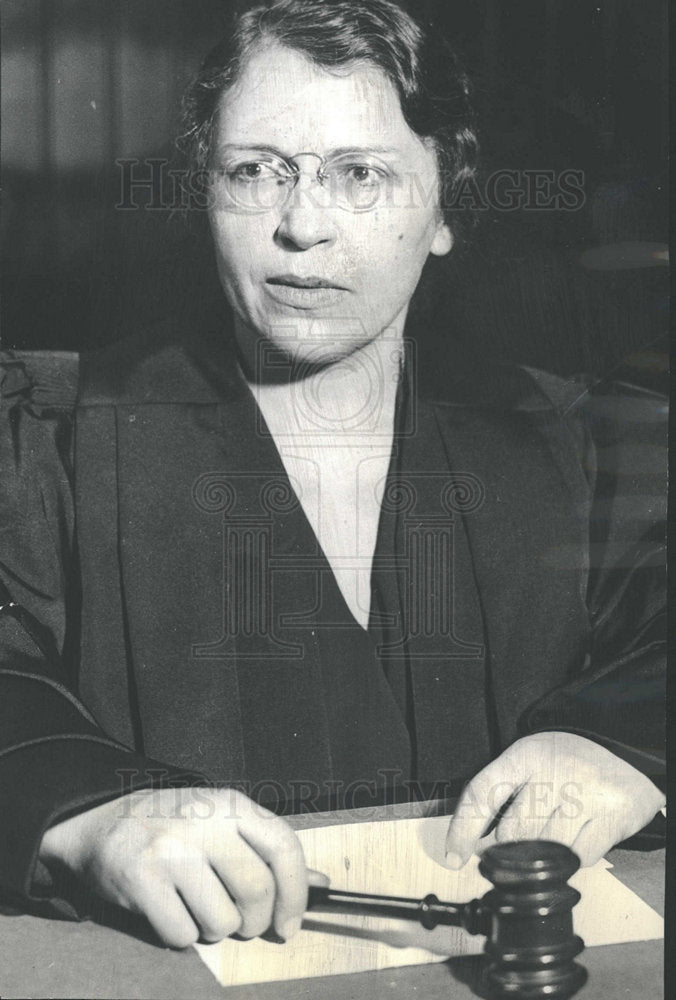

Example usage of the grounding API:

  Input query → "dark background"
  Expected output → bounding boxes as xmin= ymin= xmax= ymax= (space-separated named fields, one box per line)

xmin=1 ymin=0 xmax=669 ymax=377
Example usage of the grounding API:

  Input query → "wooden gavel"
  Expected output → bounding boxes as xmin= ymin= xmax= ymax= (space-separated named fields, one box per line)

xmin=307 ymin=840 xmax=587 ymax=1000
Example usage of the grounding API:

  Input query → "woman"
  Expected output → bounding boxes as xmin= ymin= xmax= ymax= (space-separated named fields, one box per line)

xmin=0 ymin=0 xmax=665 ymax=950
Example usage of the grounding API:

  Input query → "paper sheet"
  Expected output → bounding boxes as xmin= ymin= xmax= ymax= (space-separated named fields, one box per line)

xmin=194 ymin=815 xmax=664 ymax=987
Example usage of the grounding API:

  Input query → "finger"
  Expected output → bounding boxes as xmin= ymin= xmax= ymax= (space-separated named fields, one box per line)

xmin=174 ymin=862 xmax=242 ymax=943
xmin=571 ymin=819 xmax=618 ymax=867
xmin=445 ymin=767 xmax=520 ymax=868
xmin=132 ymin=881 xmax=201 ymax=949
xmin=474 ymin=830 xmax=498 ymax=857
xmin=538 ymin=805 xmax=590 ymax=851
xmin=493 ymin=776 xmax=582 ymax=844
xmin=238 ymin=813 xmax=309 ymax=940
xmin=494 ymin=784 xmax=553 ymax=844
xmin=211 ymin=836 xmax=276 ymax=939
xmin=308 ymin=868 xmax=330 ymax=888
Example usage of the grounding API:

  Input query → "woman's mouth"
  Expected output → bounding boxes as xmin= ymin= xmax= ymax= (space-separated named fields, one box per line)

xmin=265 ymin=275 xmax=349 ymax=308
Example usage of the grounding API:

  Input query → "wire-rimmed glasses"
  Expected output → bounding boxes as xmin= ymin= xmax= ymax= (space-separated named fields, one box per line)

xmin=212 ymin=149 xmax=392 ymax=213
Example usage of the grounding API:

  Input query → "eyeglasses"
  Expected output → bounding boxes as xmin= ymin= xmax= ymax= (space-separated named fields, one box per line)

xmin=212 ymin=149 xmax=392 ymax=213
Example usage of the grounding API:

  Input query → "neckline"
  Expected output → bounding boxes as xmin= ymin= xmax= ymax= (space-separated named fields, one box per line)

xmin=240 ymin=329 xmax=405 ymax=437
xmin=228 ymin=343 xmax=415 ymax=636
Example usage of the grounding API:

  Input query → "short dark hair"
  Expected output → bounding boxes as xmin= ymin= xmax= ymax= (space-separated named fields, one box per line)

xmin=179 ymin=0 xmax=478 ymax=240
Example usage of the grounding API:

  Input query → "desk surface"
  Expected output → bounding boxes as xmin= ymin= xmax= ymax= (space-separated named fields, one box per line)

xmin=0 ymin=801 xmax=664 ymax=1000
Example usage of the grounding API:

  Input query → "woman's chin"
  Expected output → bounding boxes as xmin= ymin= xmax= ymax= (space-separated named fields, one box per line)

xmin=259 ymin=318 xmax=382 ymax=368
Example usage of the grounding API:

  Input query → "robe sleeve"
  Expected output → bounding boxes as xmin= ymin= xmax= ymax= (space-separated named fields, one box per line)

xmin=517 ymin=366 xmax=666 ymax=791
xmin=0 ymin=351 xmax=207 ymax=908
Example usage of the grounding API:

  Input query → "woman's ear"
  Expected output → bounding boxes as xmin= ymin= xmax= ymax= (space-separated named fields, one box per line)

xmin=430 ymin=220 xmax=453 ymax=256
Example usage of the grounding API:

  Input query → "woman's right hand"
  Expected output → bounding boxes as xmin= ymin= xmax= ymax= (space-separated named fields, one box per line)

xmin=39 ymin=787 xmax=327 ymax=948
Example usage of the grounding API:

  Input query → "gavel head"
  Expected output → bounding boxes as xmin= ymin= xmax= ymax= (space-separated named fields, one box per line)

xmin=477 ymin=840 xmax=587 ymax=1000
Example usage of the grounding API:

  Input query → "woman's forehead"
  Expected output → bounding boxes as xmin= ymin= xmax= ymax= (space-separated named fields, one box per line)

xmin=214 ymin=43 xmax=424 ymax=158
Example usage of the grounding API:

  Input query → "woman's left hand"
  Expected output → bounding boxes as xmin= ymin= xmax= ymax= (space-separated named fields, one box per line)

xmin=444 ymin=731 xmax=665 ymax=868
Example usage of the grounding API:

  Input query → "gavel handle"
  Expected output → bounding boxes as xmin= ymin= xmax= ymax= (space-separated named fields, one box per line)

xmin=307 ymin=886 xmax=489 ymax=935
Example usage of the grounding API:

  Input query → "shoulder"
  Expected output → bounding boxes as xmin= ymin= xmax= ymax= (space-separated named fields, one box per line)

xmin=78 ymin=318 xmax=240 ymax=406
xmin=418 ymin=359 xmax=598 ymax=503
xmin=420 ymin=339 xmax=667 ymax=428
xmin=1 ymin=350 xmax=80 ymax=416
xmin=420 ymin=356 xmax=590 ymax=418
xmin=1 ymin=351 xmax=78 ymax=513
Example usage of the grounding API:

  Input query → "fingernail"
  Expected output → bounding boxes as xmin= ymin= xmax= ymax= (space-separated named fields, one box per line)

xmin=444 ymin=851 xmax=465 ymax=869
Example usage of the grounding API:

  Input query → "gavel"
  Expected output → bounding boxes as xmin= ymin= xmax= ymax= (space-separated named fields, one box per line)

xmin=307 ymin=839 xmax=587 ymax=1000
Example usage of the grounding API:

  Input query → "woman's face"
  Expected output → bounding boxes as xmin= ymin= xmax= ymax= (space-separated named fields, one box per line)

xmin=208 ymin=43 xmax=452 ymax=368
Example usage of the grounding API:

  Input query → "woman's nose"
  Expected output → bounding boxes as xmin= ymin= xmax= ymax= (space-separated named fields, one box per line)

xmin=274 ymin=176 xmax=338 ymax=251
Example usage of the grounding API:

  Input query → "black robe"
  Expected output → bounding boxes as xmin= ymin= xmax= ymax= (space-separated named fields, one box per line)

xmin=0 ymin=323 xmax=666 ymax=903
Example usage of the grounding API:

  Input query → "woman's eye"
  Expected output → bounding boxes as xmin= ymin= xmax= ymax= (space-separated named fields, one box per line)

xmin=230 ymin=162 xmax=278 ymax=182
xmin=233 ymin=163 xmax=262 ymax=181
xmin=346 ymin=165 xmax=381 ymax=185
